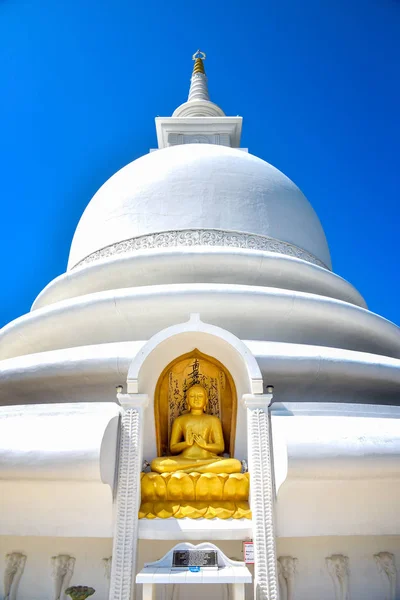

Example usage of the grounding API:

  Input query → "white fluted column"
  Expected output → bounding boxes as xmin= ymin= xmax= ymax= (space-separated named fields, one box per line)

xmin=243 ymin=393 xmax=279 ymax=600
xmin=109 ymin=393 xmax=149 ymax=600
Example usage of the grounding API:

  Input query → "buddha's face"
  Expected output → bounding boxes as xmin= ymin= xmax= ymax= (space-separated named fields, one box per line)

xmin=187 ymin=386 xmax=207 ymax=411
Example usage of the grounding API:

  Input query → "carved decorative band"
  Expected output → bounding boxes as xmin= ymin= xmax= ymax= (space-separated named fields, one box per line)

xmin=248 ymin=407 xmax=279 ymax=600
xmin=109 ymin=408 xmax=140 ymax=600
xmin=73 ymin=229 xmax=329 ymax=270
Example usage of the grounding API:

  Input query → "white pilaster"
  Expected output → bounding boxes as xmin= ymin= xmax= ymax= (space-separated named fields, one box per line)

xmin=243 ymin=393 xmax=279 ymax=600
xmin=109 ymin=393 xmax=149 ymax=600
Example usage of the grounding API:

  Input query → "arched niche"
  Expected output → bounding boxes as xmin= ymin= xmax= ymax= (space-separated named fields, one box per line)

xmin=127 ymin=314 xmax=263 ymax=461
xmin=154 ymin=349 xmax=237 ymax=458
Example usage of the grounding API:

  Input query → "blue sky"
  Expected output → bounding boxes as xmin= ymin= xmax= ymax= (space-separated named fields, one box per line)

xmin=1 ymin=0 xmax=399 ymax=329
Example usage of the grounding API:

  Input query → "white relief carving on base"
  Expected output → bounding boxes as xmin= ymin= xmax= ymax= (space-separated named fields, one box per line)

xmin=244 ymin=395 xmax=279 ymax=600
xmin=4 ymin=552 xmax=26 ymax=600
xmin=374 ymin=552 xmax=397 ymax=600
xmin=51 ymin=555 xmax=75 ymax=600
xmin=277 ymin=557 xmax=298 ymax=600
xmin=103 ymin=556 xmax=112 ymax=597
xmin=103 ymin=557 xmax=112 ymax=581
xmin=73 ymin=229 xmax=328 ymax=270
xmin=326 ymin=555 xmax=350 ymax=600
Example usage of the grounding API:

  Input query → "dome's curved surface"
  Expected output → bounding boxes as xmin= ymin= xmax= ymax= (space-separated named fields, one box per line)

xmin=68 ymin=144 xmax=331 ymax=270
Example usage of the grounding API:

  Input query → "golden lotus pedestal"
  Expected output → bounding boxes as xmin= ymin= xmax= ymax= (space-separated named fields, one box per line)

xmin=139 ymin=472 xmax=251 ymax=519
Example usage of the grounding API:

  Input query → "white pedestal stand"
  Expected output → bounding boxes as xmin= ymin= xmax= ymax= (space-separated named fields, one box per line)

xmin=136 ymin=543 xmax=252 ymax=600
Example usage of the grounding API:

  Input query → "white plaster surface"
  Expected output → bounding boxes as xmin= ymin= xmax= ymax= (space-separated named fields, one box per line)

xmin=272 ymin=410 xmax=400 ymax=537
xmin=1 ymin=341 xmax=399 ymax=406
xmin=2 ymin=285 xmax=399 ymax=361
xmin=67 ymin=145 xmax=331 ymax=269
xmin=272 ymin=413 xmax=400 ymax=480
xmin=2 ymin=402 xmax=400 ymax=538
xmin=137 ymin=520 xmax=253 ymax=541
xmin=276 ymin=478 xmax=400 ymax=537
xmin=32 ymin=248 xmax=366 ymax=312
xmin=0 ymin=403 xmax=120 ymax=481
xmin=0 ymin=481 xmax=113 ymax=537
xmin=137 ymin=566 xmax=250 ymax=584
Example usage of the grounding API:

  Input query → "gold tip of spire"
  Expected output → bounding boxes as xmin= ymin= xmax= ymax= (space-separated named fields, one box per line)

xmin=192 ymin=50 xmax=206 ymax=75
xmin=193 ymin=58 xmax=205 ymax=74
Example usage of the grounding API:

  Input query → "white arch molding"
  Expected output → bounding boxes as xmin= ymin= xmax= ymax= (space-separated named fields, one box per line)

xmin=127 ymin=313 xmax=263 ymax=462
xmin=127 ymin=312 xmax=263 ymax=394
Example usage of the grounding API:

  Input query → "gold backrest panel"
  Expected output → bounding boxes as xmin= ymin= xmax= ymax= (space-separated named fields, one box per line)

xmin=154 ymin=349 xmax=237 ymax=458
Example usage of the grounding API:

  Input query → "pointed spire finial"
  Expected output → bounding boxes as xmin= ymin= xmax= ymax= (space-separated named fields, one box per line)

xmin=170 ymin=50 xmax=226 ymax=117
xmin=188 ymin=49 xmax=209 ymax=102
xmin=192 ymin=50 xmax=206 ymax=75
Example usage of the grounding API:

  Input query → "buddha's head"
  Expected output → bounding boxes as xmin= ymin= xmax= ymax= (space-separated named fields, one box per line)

xmin=187 ymin=384 xmax=208 ymax=412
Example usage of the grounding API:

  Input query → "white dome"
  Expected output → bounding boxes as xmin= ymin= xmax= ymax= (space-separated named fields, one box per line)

xmin=68 ymin=144 xmax=331 ymax=270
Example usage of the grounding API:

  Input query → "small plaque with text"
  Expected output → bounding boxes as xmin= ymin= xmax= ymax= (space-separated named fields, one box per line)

xmin=172 ymin=550 xmax=218 ymax=569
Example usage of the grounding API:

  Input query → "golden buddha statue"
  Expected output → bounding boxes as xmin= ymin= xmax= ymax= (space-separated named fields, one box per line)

xmin=150 ymin=384 xmax=242 ymax=474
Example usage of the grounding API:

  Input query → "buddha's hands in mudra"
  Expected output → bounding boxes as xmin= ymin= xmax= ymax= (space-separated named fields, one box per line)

xmin=193 ymin=434 xmax=210 ymax=450
xmin=184 ymin=428 xmax=209 ymax=450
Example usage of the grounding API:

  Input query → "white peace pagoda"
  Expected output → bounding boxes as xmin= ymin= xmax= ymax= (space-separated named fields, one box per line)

xmin=1 ymin=52 xmax=400 ymax=600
